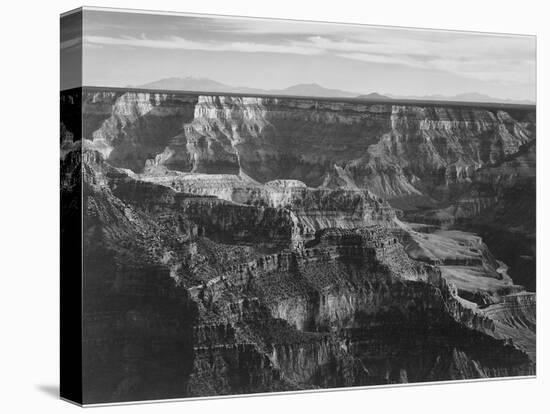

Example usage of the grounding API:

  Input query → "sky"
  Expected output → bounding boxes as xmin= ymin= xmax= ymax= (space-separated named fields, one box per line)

xmin=62 ymin=8 xmax=535 ymax=100
xmin=60 ymin=11 xmax=81 ymax=89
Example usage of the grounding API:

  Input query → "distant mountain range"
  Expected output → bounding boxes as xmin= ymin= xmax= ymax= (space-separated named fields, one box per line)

xmin=138 ymin=77 xmax=356 ymax=98
xmin=136 ymin=77 xmax=534 ymax=105
xmin=356 ymin=93 xmax=393 ymax=101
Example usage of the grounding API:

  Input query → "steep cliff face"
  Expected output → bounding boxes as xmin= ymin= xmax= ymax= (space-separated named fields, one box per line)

xmin=82 ymin=91 xmax=535 ymax=202
xmin=483 ymin=292 xmax=536 ymax=361
xmin=75 ymin=151 xmax=199 ymax=404
xmin=83 ymin=91 xmax=196 ymax=171
xmin=406 ymin=140 xmax=536 ymax=292
xmin=137 ymin=174 xmax=396 ymax=239
xmin=69 ymin=88 xmax=536 ymax=403
xmin=76 ymin=147 xmax=534 ymax=394
xmin=90 ymin=158 xmax=396 ymax=253
xmin=185 ymin=224 xmax=533 ymax=389
xmin=407 ymin=140 xmax=536 ymax=224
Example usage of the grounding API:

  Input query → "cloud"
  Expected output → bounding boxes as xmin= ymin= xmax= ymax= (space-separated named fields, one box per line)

xmin=84 ymin=25 xmax=535 ymax=85
xmin=61 ymin=37 xmax=81 ymax=50
xmin=84 ymin=34 xmax=321 ymax=55
xmin=306 ymin=34 xmax=535 ymax=84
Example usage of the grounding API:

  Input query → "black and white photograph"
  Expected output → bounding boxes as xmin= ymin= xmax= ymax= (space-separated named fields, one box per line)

xmin=60 ymin=6 xmax=537 ymax=405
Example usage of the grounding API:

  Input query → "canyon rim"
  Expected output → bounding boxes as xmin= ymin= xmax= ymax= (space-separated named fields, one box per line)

xmin=60 ymin=7 xmax=536 ymax=405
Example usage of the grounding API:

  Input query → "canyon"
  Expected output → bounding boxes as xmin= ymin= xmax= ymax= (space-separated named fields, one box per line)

xmin=61 ymin=87 xmax=536 ymax=404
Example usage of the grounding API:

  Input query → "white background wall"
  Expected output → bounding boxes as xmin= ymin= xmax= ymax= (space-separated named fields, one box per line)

xmin=0 ymin=0 xmax=546 ymax=412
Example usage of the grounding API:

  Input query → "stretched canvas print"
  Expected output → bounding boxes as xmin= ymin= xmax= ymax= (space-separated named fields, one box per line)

xmin=60 ymin=6 xmax=536 ymax=406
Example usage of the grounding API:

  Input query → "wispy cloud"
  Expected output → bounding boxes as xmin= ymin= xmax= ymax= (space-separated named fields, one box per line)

xmin=85 ymin=31 xmax=534 ymax=85
xmin=303 ymin=34 xmax=534 ymax=84
xmin=82 ymin=11 xmax=535 ymax=99
xmin=61 ymin=37 xmax=81 ymax=50
xmin=85 ymin=34 xmax=322 ymax=55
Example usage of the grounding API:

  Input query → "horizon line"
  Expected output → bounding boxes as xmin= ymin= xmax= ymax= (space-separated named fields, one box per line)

xmin=60 ymin=84 xmax=536 ymax=110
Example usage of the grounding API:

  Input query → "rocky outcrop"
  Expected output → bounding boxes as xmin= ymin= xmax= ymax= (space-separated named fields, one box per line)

xmin=482 ymin=292 xmax=536 ymax=361
xmin=73 ymin=148 xmax=198 ymax=404
xmin=188 ymin=225 xmax=533 ymax=389
xmin=86 ymin=151 xmax=396 ymax=251
xmin=83 ymin=91 xmax=196 ymax=171
xmin=81 ymin=90 xmax=535 ymax=201
xmin=68 ymin=88 xmax=536 ymax=403
xmin=76 ymin=148 xmax=534 ymax=400
xmin=406 ymin=140 xmax=536 ymax=292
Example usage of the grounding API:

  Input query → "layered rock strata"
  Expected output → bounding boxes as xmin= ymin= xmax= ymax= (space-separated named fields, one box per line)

xmin=61 ymin=88 xmax=536 ymax=403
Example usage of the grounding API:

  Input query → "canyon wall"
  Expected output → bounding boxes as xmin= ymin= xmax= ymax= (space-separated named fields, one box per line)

xmin=84 ymin=91 xmax=535 ymax=201
xmin=62 ymin=88 xmax=536 ymax=403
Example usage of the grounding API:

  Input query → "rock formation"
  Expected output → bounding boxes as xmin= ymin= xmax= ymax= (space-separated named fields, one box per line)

xmin=62 ymin=88 xmax=536 ymax=404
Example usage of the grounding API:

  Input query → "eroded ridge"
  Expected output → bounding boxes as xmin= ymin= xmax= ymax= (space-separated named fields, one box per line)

xmin=62 ymin=88 xmax=536 ymax=403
